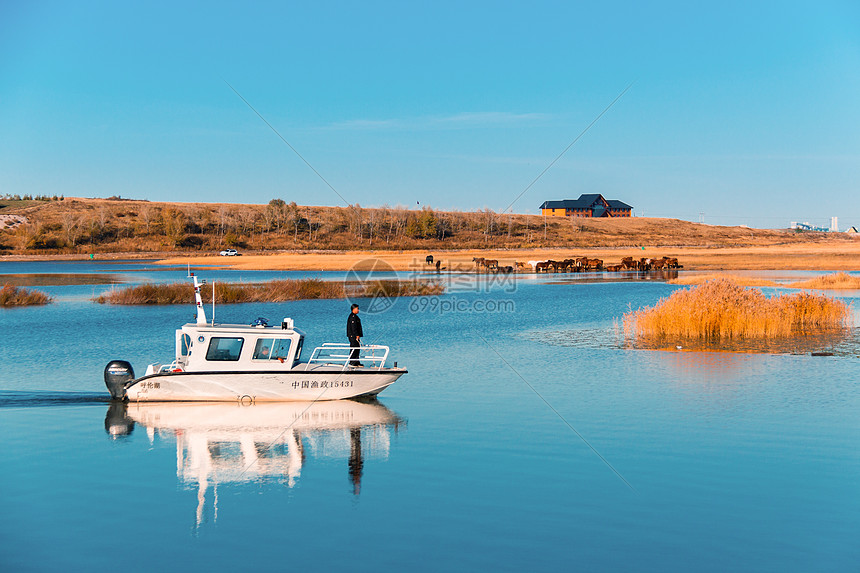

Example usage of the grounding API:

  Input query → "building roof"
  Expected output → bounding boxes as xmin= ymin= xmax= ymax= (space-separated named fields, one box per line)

xmin=606 ymin=199 xmax=632 ymax=209
xmin=539 ymin=194 xmax=632 ymax=210
xmin=539 ymin=200 xmax=568 ymax=209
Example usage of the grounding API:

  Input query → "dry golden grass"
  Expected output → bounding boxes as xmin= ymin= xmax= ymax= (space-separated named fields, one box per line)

xmin=624 ymin=278 xmax=850 ymax=340
xmin=0 ymin=283 xmax=52 ymax=306
xmin=3 ymin=195 xmax=858 ymax=258
xmin=669 ymin=274 xmax=780 ymax=287
xmin=94 ymin=278 xmax=443 ymax=305
xmin=787 ymin=272 xmax=860 ymax=290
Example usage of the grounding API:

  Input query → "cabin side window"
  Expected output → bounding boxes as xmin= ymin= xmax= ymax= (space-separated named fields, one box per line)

xmin=205 ymin=337 xmax=244 ymax=361
xmin=180 ymin=333 xmax=192 ymax=357
xmin=252 ymin=338 xmax=292 ymax=361
xmin=294 ymin=336 xmax=304 ymax=364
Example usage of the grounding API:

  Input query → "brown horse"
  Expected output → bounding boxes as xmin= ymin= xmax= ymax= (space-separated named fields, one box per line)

xmin=576 ymin=257 xmax=602 ymax=271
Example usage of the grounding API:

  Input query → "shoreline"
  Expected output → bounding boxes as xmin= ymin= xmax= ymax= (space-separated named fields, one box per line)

xmin=3 ymin=242 xmax=860 ymax=271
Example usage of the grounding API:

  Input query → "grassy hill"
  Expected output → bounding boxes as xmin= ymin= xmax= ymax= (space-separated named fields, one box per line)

xmin=0 ymin=196 xmax=852 ymax=255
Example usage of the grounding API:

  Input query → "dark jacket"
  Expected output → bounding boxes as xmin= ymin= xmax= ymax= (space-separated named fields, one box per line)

xmin=347 ymin=312 xmax=363 ymax=338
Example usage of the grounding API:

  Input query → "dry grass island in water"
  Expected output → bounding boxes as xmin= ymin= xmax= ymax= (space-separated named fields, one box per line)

xmin=94 ymin=278 xmax=443 ymax=305
xmin=787 ymin=272 xmax=860 ymax=290
xmin=0 ymin=284 xmax=52 ymax=306
xmin=624 ymin=278 xmax=851 ymax=340
xmin=670 ymin=271 xmax=860 ymax=290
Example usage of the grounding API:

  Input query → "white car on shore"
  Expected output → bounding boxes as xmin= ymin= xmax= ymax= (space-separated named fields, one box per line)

xmin=219 ymin=249 xmax=239 ymax=256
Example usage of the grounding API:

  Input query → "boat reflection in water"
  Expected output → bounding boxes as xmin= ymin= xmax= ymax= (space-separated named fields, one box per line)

xmin=105 ymin=399 xmax=405 ymax=525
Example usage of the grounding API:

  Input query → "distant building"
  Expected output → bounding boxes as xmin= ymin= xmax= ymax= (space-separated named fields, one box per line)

xmin=791 ymin=221 xmax=830 ymax=232
xmin=846 ymin=226 xmax=858 ymax=235
xmin=539 ymin=194 xmax=632 ymax=218
xmin=790 ymin=220 xmax=846 ymax=232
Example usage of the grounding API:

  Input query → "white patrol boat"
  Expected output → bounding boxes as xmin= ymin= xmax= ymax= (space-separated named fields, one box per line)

xmin=103 ymin=275 xmax=407 ymax=402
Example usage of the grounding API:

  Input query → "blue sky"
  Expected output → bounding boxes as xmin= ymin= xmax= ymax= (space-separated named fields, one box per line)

xmin=1 ymin=1 xmax=858 ymax=228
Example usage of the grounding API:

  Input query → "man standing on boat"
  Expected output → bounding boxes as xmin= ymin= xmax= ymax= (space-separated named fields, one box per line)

xmin=347 ymin=303 xmax=363 ymax=366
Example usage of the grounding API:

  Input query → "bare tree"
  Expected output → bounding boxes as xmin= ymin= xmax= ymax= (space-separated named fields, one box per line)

xmin=139 ymin=205 xmax=154 ymax=234
xmin=162 ymin=208 xmax=187 ymax=248
xmin=218 ymin=206 xmax=228 ymax=245
xmin=287 ymin=201 xmax=300 ymax=242
xmin=351 ymin=204 xmax=363 ymax=240
xmin=267 ymin=199 xmax=286 ymax=234
xmin=61 ymin=212 xmax=81 ymax=246
xmin=377 ymin=205 xmax=391 ymax=244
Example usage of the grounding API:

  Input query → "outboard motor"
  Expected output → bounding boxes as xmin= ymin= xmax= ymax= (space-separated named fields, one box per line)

xmin=104 ymin=360 xmax=135 ymax=400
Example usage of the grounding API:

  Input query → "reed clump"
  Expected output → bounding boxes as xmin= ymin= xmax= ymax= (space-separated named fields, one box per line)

xmin=94 ymin=278 xmax=443 ymax=304
xmin=353 ymin=280 xmax=445 ymax=298
xmin=0 ymin=283 xmax=52 ymax=306
xmin=624 ymin=278 xmax=850 ymax=340
xmin=787 ymin=272 xmax=860 ymax=290
xmin=260 ymin=279 xmax=345 ymax=300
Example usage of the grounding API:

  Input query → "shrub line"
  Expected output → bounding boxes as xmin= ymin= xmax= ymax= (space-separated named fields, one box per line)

xmin=94 ymin=278 xmax=444 ymax=305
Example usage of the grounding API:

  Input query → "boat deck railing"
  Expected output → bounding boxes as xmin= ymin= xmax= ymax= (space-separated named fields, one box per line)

xmin=307 ymin=343 xmax=389 ymax=371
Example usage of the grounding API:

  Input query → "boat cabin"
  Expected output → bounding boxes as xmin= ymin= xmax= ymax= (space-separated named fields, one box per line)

xmin=167 ymin=318 xmax=306 ymax=374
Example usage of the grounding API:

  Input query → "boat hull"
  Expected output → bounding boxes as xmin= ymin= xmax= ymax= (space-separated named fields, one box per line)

xmin=124 ymin=368 xmax=406 ymax=402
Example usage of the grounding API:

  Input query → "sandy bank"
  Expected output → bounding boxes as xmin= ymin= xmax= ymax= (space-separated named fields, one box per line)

xmin=155 ymin=243 xmax=860 ymax=272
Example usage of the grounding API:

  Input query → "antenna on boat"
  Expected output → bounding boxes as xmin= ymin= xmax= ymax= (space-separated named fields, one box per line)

xmin=186 ymin=265 xmax=211 ymax=325
xmin=190 ymin=273 xmax=207 ymax=325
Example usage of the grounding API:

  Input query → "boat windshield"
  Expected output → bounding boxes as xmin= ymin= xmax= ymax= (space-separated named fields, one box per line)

xmin=205 ymin=337 xmax=244 ymax=361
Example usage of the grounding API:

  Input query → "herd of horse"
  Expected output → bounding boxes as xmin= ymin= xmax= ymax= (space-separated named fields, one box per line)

xmin=468 ymin=255 xmax=682 ymax=273
xmin=423 ymin=254 xmax=682 ymax=273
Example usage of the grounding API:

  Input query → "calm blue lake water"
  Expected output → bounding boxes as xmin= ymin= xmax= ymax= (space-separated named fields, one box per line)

xmin=1 ymin=262 xmax=859 ymax=572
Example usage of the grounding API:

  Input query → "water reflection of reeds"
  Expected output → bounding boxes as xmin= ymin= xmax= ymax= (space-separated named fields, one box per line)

xmin=523 ymin=326 xmax=860 ymax=357
xmin=624 ymin=327 xmax=858 ymax=355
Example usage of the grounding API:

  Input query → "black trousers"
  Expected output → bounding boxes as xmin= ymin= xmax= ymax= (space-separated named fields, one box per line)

xmin=348 ymin=336 xmax=361 ymax=365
